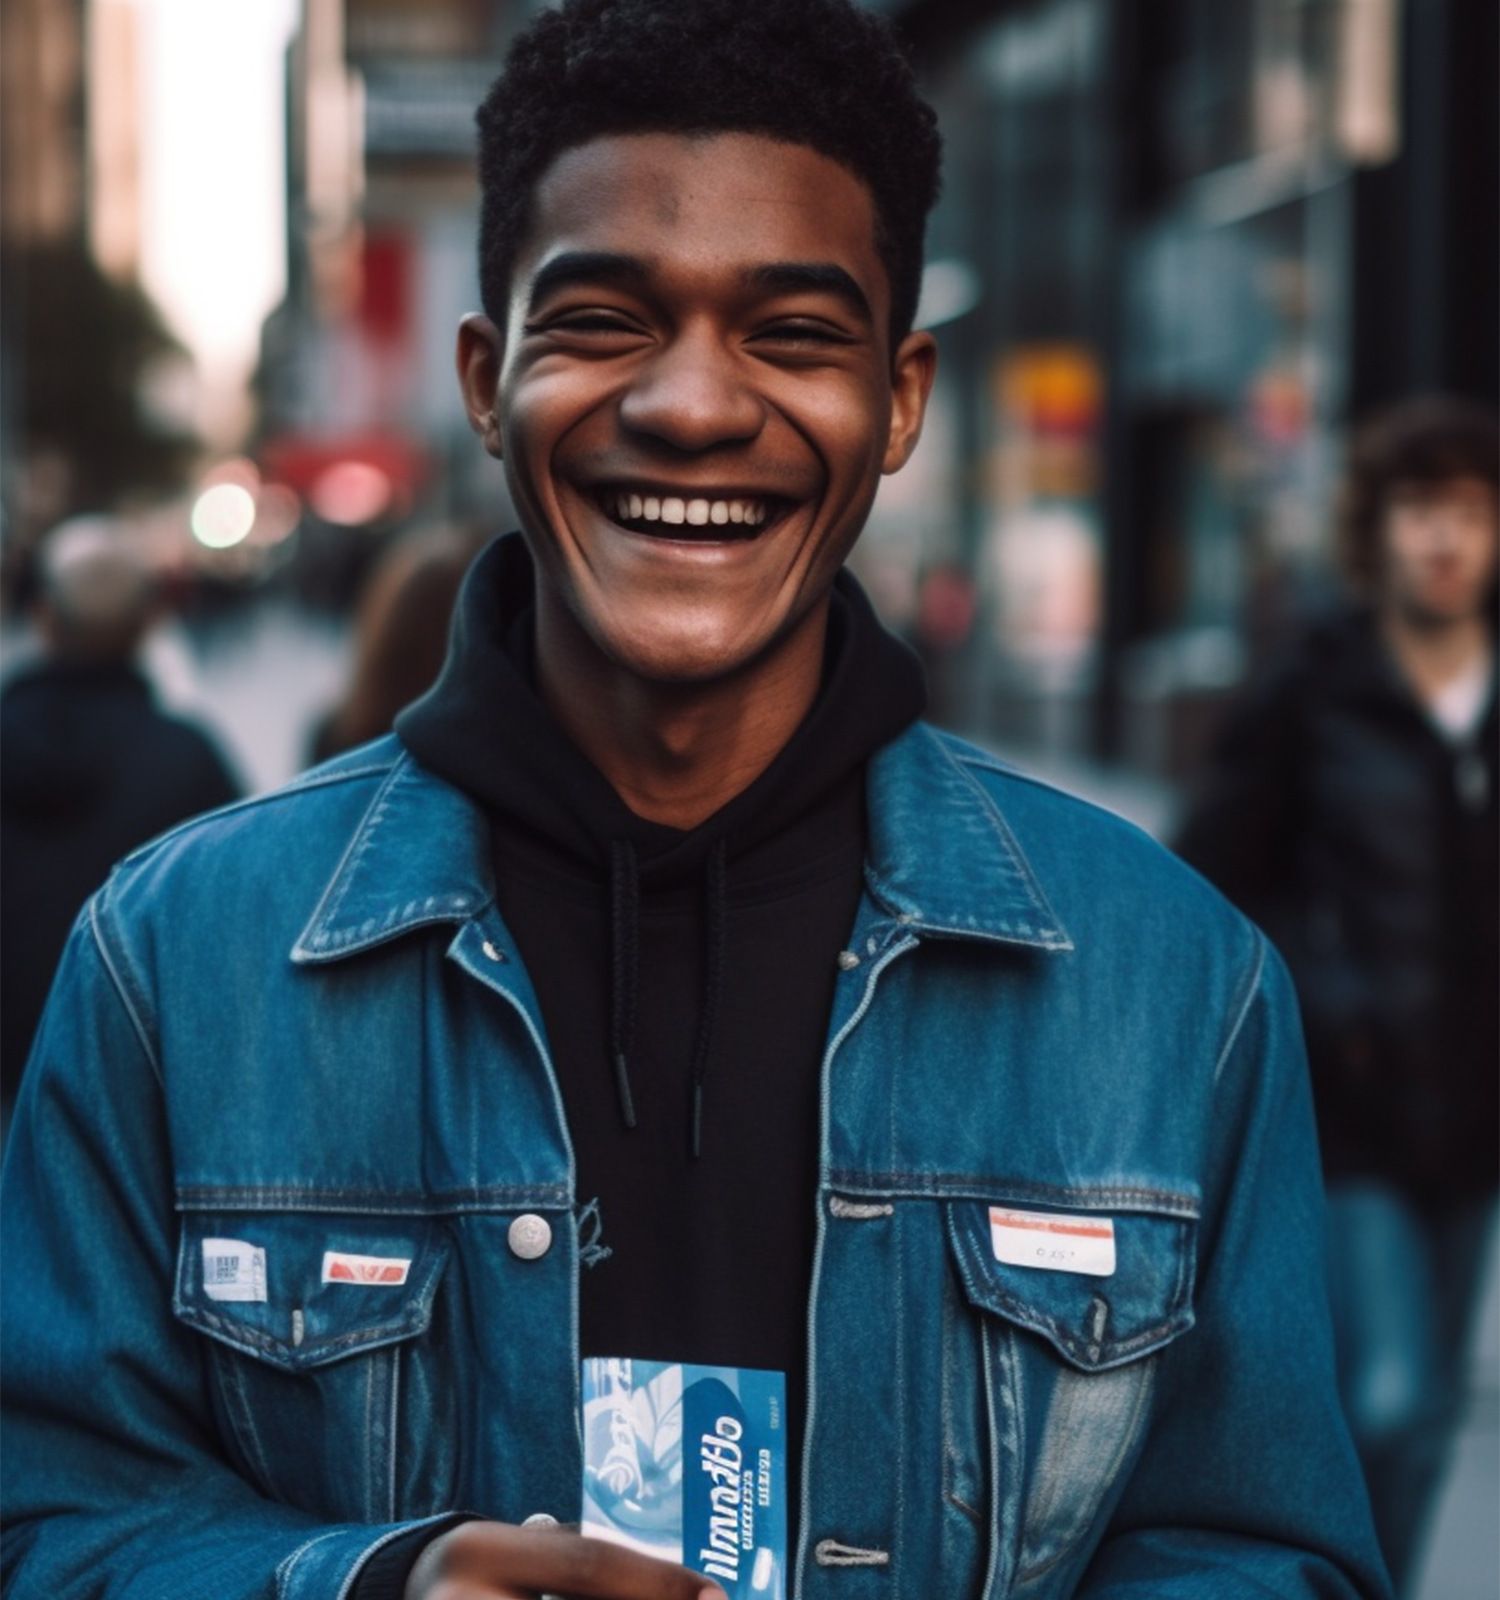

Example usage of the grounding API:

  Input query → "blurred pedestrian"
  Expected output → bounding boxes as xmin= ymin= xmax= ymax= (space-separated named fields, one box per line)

xmin=0 ymin=516 xmax=240 ymax=1121
xmin=305 ymin=524 xmax=484 ymax=763
xmin=1176 ymin=395 xmax=1499 ymax=1593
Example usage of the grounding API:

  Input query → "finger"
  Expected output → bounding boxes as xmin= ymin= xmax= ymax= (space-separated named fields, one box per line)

xmin=415 ymin=1521 xmax=723 ymax=1600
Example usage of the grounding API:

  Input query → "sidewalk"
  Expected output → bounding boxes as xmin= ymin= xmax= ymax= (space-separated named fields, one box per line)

xmin=1414 ymin=1222 xmax=1500 ymax=1600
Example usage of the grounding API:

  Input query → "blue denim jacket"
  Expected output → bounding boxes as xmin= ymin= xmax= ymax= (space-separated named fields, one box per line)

xmin=1 ymin=723 xmax=1389 ymax=1599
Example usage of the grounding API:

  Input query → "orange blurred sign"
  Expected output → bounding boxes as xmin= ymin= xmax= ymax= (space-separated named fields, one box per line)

xmin=994 ymin=344 xmax=1103 ymax=437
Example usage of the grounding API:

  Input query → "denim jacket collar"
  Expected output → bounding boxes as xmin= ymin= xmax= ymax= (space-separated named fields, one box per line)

xmin=291 ymin=722 xmax=1072 ymax=965
xmin=865 ymin=724 xmax=1071 ymax=951
xmin=290 ymin=755 xmax=494 ymax=964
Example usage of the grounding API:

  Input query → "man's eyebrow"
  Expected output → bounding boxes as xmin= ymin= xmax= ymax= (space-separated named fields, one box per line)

xmin=524 ymin=253 xmax=875 ymax=326
xmin=744 ymin=263 xmax=873 ymax=325
xmin=525 ymin=251 xmax=650 ymax=311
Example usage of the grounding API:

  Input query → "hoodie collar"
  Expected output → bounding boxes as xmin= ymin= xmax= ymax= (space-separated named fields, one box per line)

xmin=291 ymin=724 xmax=1070 ymax=963
xmin=393 ymin=532 xmax=927 ymax=886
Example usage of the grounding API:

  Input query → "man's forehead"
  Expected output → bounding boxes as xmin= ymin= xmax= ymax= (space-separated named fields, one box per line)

xmin=515 ymin=130 xmax=886 ymax=291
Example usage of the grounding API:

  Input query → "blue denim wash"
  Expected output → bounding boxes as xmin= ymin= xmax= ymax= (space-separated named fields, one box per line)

xmin=1 ymin=724 xmax=1390 ymax=1599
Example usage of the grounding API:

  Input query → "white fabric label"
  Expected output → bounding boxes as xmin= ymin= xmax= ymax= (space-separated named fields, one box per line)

xmin=201 ymin=1238 xmax=267 ymax=1302
xmin=321 ymin=1251 xmax=411 ymax=1286
xmin=989 ymin=1206 xmax=1116 ymax=1277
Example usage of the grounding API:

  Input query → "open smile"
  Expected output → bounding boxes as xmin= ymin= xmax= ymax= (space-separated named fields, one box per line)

xmin=593 ymin=486 xmax=796 ymax=540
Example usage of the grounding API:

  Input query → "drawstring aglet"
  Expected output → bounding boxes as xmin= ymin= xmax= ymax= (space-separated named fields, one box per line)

xmin=613 ymin=1051 xmax=638 ymax=1129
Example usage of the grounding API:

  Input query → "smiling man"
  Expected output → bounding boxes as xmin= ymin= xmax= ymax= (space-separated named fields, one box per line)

xmin=0 ymin=2 xmax=1389 ymax=1599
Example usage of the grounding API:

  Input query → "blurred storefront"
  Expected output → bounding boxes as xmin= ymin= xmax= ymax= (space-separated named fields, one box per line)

xmin=5 ymin=0 xmax=1495 ymax=723
xmin=860 ymin=0 xmax=1498 ymax=775
xmin=254 ymin=0 xmax=538 ymax=607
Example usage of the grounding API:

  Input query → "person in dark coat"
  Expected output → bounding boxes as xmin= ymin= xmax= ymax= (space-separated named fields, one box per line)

xmin=1 ymin=517 xmax=240 ymax=1120
xmin=1176 ymin=396 xmax=1498 ymax=1594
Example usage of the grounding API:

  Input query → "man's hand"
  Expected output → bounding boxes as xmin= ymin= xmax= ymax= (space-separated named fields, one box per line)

xmin=405 ymin=1520 xmax=725 ymax=1600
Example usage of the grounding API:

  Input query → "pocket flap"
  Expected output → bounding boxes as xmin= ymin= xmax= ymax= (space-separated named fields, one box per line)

xmin=945 ymin=1197 xmax=1195 ymax=1371
xmin=173 ymin=1212 xmax=450 ymax=1372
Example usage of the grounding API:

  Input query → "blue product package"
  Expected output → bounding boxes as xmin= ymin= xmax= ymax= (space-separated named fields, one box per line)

xmin=581 ymin=1357 xmax=786 ymax=1598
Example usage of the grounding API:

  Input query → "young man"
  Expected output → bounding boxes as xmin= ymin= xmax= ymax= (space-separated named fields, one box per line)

xmin=1177 ymin=395 xmax=1498 ymax=1594
xmin=1 ymin=3 xmax=1388 ymax=1598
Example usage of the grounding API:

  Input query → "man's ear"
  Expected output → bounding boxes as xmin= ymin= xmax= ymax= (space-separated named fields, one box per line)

xmin=882 ymin=330 xmax=938 ymax=476
xmin=456 ymin=313 xmax=506 ymax=458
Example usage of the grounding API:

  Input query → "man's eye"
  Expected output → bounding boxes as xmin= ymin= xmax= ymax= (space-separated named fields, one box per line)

xmin=526 ymin=311 xmax=644 ymax=339
xmin=754 ymin=321 xmax=853 ymax=349
xmin=761 ymin=320 xmax=850 ymax=342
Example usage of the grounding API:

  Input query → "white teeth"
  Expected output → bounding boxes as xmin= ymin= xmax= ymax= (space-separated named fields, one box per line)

xmin=606 ymin=492 xmax=771 ymax=528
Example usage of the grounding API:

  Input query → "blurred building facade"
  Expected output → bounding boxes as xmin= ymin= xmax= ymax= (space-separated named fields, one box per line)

xmin=252 ymin=0 xmax=534 ymax=607
xmin=5 ymin=0 xmax=1494 ymax=776
xmin=865 ymin=0 xmax=1498 ymax=771
xmin=0 ymin=0 xmax=196 ymax=587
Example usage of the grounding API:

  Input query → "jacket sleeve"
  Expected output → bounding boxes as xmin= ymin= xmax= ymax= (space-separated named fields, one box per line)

xmin=1077 ymin=935 xmax=1391 ymax=1598
xmin=0 ymin=905 xmax=460 ymax=1600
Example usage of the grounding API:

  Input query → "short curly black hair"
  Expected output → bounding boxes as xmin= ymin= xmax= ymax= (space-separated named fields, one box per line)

xmin=1341 ymin=395 xmax=1500 ymax=590
xmin=474 ymin=0 xmax=942 ymax=347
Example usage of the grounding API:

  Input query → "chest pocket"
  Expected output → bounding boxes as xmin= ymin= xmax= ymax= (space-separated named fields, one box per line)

xmin=944 ymin=1197 xmax=1196 ymax=1592
xmin=173 ymin=1210 xmax=454 ymax=1525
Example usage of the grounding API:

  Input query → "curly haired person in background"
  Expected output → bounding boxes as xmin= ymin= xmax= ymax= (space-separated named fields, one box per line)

xmin=1177 ymin=395 xmax=1498 ymax=1594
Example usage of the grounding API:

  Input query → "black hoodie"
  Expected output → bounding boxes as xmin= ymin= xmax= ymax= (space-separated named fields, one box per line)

xmin=397 ymin=533 xmax=926 ymax=1515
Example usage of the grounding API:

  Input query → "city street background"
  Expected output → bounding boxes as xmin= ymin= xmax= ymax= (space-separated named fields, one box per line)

xmin=2 ymin=0 xmax=1496 ymax=1591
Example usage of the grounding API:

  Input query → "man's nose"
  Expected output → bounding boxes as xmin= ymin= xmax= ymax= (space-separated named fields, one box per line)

xmin=1420 ymin=505 xmax=1465 ymax=550
xmin=618 ymin=327 xmax=765 ymax=451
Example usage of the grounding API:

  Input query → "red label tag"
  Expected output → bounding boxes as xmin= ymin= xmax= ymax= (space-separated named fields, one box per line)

xmin=321 ymin=1251 xmax=411 ymax=1286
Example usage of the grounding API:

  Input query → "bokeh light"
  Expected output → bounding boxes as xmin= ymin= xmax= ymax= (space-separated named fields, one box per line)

xmin=309 ymin=461 xmax=394 ymax=526
xmin=190 ymin=482 xmax=257 ymax=548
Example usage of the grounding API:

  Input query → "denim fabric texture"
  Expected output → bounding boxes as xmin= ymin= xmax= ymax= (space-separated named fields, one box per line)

xmin=0 ymin=724 xmax=1391 ymax=1599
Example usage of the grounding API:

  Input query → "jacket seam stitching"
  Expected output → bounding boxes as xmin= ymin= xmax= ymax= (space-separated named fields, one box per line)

xmin=1211 ymin=932 xmax=1268 ymax=1089
xmin=295 ymin=759 xmax=412 ymax=952
xmin=174 ymin=1186 xmax=571 ymax=1212
xmin=826 ymin=1175 xmax=1199 ymax=1213
xmin=935 ymin=737 xmax=1073 ymax=946
xmin=276 ymin=1526 xmax=352 ymax=1596
xmin=87 ymin=892 xmax=163 ymax=1087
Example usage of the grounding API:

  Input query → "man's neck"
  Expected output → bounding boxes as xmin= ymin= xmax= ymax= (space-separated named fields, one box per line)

xmin=535 ymin=610 xmax=827 ymax=830
xmin=1379 ymin=605 xmax=1493 ymax=710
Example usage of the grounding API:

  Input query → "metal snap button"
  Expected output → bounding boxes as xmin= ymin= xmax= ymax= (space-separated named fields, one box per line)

xmin=836 ymin=949 xmax=860 ymax=971
xmin=508 ymin=1214 xmax=552 ymax=1260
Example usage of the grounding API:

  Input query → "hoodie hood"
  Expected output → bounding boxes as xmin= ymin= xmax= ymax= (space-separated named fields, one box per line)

xmin=396 ymin=532 xmax=927 ymax=886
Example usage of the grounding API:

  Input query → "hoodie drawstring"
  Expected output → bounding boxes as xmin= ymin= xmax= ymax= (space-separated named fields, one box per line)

xmin=607 ymin=835 xmax=729 ymax=1158
xmin=608 ymin=839 xmax=640 ymax=1129
xmin=689 ymin=838 xmax=728 ymax=1159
